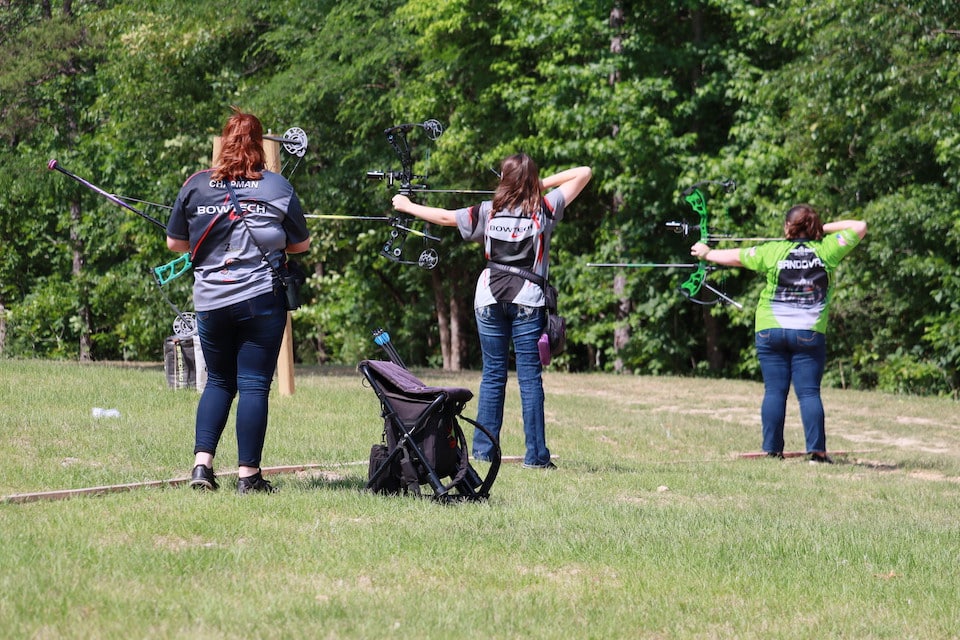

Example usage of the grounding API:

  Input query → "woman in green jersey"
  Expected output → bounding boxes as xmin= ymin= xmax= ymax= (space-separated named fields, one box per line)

xmin=691 ymin=205 xmax=867 ymax=463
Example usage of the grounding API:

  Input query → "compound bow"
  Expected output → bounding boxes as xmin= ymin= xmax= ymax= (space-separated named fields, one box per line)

xmin=588 ymin=178 xmax=744 ymax=309
xmin=308 ymin=119 xmax=492 ymax=270
xmin=48 ymin=125 xmax=310 ymax=335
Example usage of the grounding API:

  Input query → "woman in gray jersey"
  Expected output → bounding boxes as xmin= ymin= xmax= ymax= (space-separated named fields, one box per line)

xmin=392 ymin=154 xmax=591 ymax=469
xmin=166 ymin=108 xmax=310 ymax=493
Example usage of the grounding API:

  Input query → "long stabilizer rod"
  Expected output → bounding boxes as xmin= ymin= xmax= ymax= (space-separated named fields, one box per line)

xmin=586 ymin=262 xmax=700 ymax=269
xmin=47 ymin=159 xmax=167 ymax=231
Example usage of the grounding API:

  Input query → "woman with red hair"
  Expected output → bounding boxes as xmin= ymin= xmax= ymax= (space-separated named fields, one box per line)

xmin=166 ymin=107 xmax=310 ymax=493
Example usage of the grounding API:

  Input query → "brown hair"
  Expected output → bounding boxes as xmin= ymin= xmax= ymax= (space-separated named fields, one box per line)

xmin=211 ymin=106 xmax=265 ymax=182
xmin=492 ymin=153 xmax=542 ymax=217
xmin=784 ymin=204 xmax=825 ymax=241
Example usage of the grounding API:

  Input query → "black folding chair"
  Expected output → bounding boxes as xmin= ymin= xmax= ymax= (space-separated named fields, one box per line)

xmin=360 ymin=358 xmax=501 ymax=502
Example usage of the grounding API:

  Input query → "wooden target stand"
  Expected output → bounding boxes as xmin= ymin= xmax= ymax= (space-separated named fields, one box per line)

xmin=212 ymin=136 xmax=296 ymax=396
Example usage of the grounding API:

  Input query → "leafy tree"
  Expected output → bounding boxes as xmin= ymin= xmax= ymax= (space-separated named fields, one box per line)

xmin=0 ymin=4 xmax=107 ymax=359
xmin=2 ymin=0 xmax=959 ymax=397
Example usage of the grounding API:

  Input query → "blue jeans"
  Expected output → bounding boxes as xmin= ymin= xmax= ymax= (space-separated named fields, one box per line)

xmin=755 ymin=329 xmax=827 ymax=454
xmin=194 ymin=290 xmax=287 ymax=468
xmin=472 ymin=303 xmax=548 ymax=466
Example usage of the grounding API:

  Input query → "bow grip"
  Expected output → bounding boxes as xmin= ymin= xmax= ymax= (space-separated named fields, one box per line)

xmin=154 ymin=253 xmax=192 ymax=286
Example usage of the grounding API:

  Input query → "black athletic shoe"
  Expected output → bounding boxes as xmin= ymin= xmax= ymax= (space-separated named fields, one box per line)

xmin=189 ymin=464 xmax=218 ymax=491
xmin=808 ymin=453 xmax=834 ymax=465
xmin=766 ymin=451 xmax=785 ymax=460
xmin=236 ymin=472 xmax=278 ymax=494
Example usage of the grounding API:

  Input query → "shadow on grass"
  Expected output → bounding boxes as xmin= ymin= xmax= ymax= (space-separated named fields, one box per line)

xmin=296 ymin=473 xmax=369 ymax=492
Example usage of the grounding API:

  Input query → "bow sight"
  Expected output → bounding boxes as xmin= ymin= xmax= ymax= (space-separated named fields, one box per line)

xmin=365 ymin=169 xmax=429 ymax=195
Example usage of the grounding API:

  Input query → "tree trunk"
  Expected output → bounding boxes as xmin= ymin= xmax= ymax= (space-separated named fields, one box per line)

xmin=0 ymin=302 xmax=6 ymax=355
xmin=609 ymin=4 xmax=629 ymax=373
xmin=432 ymin=269 xmax=452 ymax=370
xmin=70 ymin=198 xmax=92 ymax=362
xmin=430 ymin=268 xmax=472 ymax=372
xmin=701 ymin=305 xmax=724 ymax=370
xmin=612 ymin=271 xmax=630 ymax=373
xmin=448 ymin=287 xmax=467 ymax=371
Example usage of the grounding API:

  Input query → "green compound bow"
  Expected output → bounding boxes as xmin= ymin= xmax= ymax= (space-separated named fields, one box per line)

xmin=677 ymin=178 xmax=738 ymax=307
xmin=588 ymin=178 xmax=743 ymax=309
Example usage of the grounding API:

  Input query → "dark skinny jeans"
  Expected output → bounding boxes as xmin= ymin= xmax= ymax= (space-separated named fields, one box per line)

xmin=194 ymin=290 xmax=287 ymax=468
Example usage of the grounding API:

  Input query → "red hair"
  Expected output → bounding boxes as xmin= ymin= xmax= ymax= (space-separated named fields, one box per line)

xmin=211 ymin=106 xmax=265 ymax=181
xmin=492 ymin=153 xmax=542 ymax=217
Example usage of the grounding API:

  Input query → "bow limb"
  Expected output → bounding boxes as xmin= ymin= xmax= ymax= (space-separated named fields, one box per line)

xmin=47 ymin=159 xmax=167 ymax=230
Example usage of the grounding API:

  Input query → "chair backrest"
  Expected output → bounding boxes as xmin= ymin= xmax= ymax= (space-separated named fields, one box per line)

xmin=361 ymin=360 xmax=473 ymax=400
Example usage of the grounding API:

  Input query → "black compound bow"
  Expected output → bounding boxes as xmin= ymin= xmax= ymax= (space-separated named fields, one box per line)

xmin=315 ymin=118 xmax=492 ymax=270
xmin=48 ymin=125 xmax=310 ymax=336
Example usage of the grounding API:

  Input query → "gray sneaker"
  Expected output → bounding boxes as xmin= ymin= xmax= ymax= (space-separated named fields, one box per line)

xmin=522 ymin=461 xmax=558 ymax=470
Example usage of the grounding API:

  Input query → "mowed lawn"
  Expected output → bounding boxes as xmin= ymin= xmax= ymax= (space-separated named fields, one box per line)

xmin=1 ymin=359 xmax=958 ymax=639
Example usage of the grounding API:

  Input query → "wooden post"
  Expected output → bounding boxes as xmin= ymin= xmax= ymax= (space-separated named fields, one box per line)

xmin=212 ymin=136 xmax=296 ymax=396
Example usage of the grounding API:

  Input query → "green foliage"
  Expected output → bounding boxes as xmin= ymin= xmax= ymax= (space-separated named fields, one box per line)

xmin=4 ymin=362 xmax=960 ymax=636
xmin=1 ymin=0 xmax=959 ymax=395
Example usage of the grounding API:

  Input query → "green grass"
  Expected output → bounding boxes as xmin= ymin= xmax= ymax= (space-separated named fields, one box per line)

xmin=2 ymin=360 xmax=959 ymax=638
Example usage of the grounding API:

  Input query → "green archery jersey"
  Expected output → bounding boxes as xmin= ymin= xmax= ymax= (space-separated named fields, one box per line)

xmin=739 ymin=228 xmax=862 ymax=334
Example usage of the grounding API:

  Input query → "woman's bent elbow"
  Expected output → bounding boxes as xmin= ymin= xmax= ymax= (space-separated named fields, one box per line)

xmin=287 ymin=239 xmax=311 ymax=254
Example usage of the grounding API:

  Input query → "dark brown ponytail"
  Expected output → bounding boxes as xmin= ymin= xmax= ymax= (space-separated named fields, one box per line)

xmin=784 ymin=204 xmax=824 ymax=240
